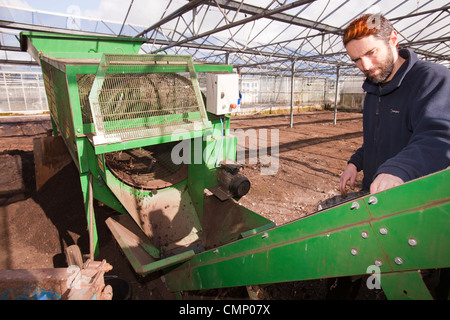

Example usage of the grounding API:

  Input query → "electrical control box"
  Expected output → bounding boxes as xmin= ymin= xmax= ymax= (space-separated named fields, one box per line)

xmin=206 ymin=73 xmax=240 ymax=115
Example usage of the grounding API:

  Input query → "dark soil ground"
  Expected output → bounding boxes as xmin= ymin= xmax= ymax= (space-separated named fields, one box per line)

xmin=0 ymin=110 xmax=390 ymax=300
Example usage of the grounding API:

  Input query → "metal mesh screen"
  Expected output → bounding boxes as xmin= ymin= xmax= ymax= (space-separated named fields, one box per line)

xmin=77 ymin=73 xmax=95 ymax=124
xmin=88 ymin=54 xmax=210 ymax=145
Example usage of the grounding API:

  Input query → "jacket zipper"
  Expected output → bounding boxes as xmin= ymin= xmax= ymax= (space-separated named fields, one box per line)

xmin=374 ymin=91 xmax=381 ymax=170
xmin=376 ymin=96 xmax=381 ymax=115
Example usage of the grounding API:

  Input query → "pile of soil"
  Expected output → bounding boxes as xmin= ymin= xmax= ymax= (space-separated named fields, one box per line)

xmin=104 ymin=142 xmax=188 ymax=190
xmin=235 ymin=111 xmax=364 ymax=225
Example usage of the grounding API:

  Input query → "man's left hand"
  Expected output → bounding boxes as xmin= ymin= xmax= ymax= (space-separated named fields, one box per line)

xmin=370 ymin=173 xmax=404 ymax=194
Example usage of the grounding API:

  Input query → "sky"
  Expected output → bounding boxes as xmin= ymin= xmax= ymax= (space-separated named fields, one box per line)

xmin=2 ymin=0 xmax=448 ymax=34
xmin=1 ymin=0 xmax=449 ymax=57
xmin=1 ymin=0 xmax=449 ymax=72
xmin=19 ymin=0 xmax=100 ymax=14
xmin=0 ymin=0 xmax=183 ymax=26
xmin=1 ymin=0 xmax=98 ymax=18
xmin=0 ymin=0 xmax=386 ymax=29
xmin=1 ymin=0 xmax=314 ymax=43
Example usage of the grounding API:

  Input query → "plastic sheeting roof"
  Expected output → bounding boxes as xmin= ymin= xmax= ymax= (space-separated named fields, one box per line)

xmin=1 ymin=0 xmax=449 ymax=77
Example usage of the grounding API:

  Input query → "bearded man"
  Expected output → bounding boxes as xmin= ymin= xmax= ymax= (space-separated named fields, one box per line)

xmin=339 ymin=13 xmax=450 ymax=196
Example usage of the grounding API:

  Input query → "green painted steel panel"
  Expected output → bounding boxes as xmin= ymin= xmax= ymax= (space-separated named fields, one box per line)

xmin=369 ymin=202 xmax=450 ymax=271
xmin=381 ymin=271 xmax=433 ymax=300
xmin=20 ymin=31 xmax=145 ymax=58
xmin=162 ymin=169 xmax=450 ymax=296
xmin=194 ymin=64 xmax=233 ymax=73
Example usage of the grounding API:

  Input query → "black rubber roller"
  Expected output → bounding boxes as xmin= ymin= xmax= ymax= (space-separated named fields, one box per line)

xmin=228 ymin=174 xmax=251 ymax=198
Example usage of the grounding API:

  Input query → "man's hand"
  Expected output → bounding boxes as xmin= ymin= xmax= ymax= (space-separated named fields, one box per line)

xmin=370 ymin=173 xmax=404 ymax=194
xmin=340 ymin=163 xmax=358 ymax=198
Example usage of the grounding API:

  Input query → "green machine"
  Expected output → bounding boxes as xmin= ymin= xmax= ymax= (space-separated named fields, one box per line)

xmin=21 ymin=32 xmax=449 ymax=300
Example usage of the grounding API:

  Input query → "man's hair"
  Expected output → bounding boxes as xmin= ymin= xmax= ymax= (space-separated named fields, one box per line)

xmin=343 ymin=13 xmax=395 ymax=46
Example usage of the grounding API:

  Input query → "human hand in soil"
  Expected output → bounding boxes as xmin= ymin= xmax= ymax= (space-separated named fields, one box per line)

xmin=339 ymin=163 xmax=358 ymax=198
xmin=370 ymin=173 xmax=404 ymax=194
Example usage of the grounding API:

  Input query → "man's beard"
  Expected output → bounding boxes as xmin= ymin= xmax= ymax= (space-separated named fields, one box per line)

xmin=364 ymin=49 xmax=395 ymax=84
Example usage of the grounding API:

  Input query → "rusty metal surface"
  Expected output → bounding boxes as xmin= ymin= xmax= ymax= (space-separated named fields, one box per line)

xmin=66 ymin=259 xmax=113 ymax=300
xmin=0 ymin=259 xmax=113 ymax=300
xmin=33 ymin=135 xmax=73 ymax=190
xmin=0 ymin=268 xmax=70 ymax=300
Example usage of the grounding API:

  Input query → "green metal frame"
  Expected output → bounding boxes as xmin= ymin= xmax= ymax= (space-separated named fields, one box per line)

xmin=87 ymin=53 xmax=212 ymax=146
xmin=162 ymin=169 xmax=450 ymax=300
xmin=21 ymin=31 xmax=249 ymax=259
xmin=20 ymin=31 xmax=145 ymax=61
xmin=22 ymin=31 xmax=449 ymax=299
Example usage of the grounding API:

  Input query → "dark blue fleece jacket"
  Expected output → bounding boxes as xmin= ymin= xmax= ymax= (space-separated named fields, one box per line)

xmin=349 ymin=48 xmax=450 ymax=190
